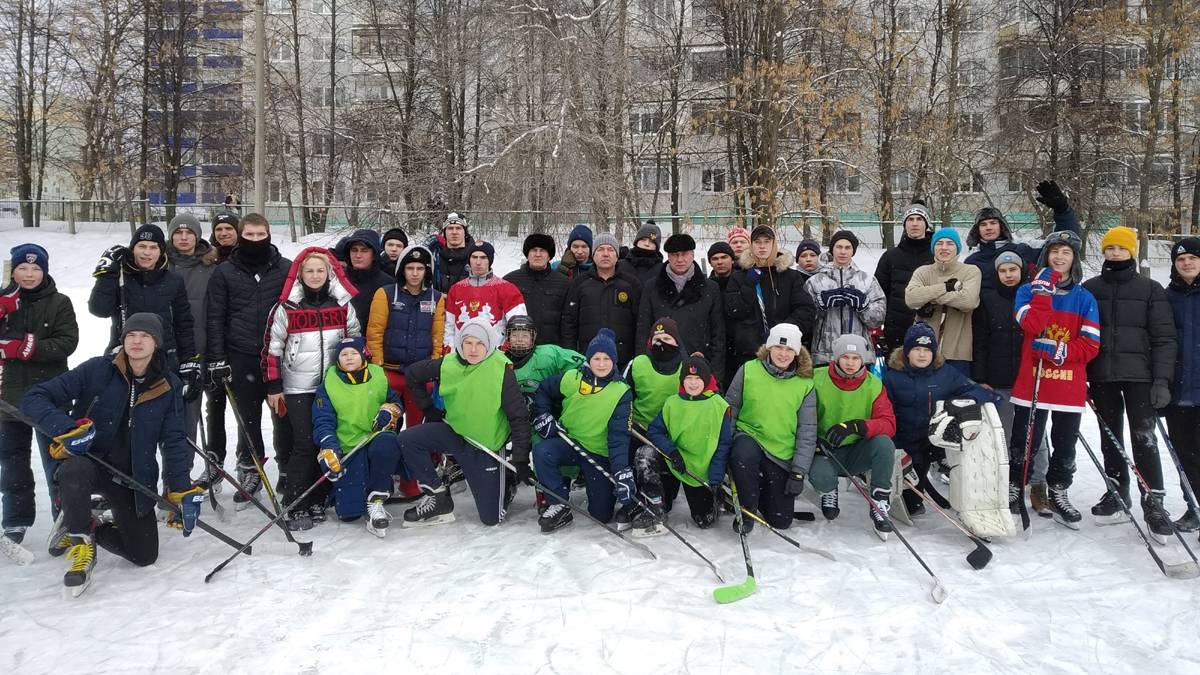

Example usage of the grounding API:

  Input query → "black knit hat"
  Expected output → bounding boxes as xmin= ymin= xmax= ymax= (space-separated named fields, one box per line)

xmin=828 ymin=230 xmax=859 ymax=253
xmin=121 ymin=312 xmax=164 ymax=347
xmin=522 ymin=233 xmax=556 ymax=259
xmin=707 ymin=241 xmax=734 ymax=261
xmin=1172 ymin=237 xmax=1200 ymax=262
xmin=680 ymin=355 xmax=714 ymax=388
xmin=130 ymin=224 xmax=166 ymax=250
xmin=795 ymin=239 xmax=820 ymax=258
xmin=663 ymin=233 xmax=696 ymax=254
xmin=382 ymin=227 xmax=408 ymax=249
xmin=467 ymin=240 xmax=495 ymax=268
xmin=212 ymin=211 xmax=239 ymax=235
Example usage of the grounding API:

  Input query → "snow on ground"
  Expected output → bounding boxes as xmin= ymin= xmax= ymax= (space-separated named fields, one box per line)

xmin=0 ymin=222 xmax=1198 ymax=675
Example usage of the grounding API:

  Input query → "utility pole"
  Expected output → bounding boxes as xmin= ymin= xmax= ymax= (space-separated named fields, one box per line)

xmin=254 ymin=0 xmax=266 ymax=212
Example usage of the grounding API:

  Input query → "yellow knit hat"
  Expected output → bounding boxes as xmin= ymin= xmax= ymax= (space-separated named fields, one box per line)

xmin=1100 ymin=226 xmax=1137 ymax=256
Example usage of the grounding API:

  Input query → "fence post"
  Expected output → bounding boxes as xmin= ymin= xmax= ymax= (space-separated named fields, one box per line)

xmin=67 ymin=200 xmax=76 ymax=235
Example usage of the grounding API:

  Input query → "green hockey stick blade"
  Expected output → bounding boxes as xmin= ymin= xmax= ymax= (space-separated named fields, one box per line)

xmin=713 ymin=576 xmax=756 ymax=604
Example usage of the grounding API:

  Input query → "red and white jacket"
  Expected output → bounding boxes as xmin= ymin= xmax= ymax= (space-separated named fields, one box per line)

xmin=443 ymin=273 xmax=526 ymax=351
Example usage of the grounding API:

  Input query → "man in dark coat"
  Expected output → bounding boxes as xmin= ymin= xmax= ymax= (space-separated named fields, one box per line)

xmin=635 ymin=233 xmax=726 ymax=382
xmin=204 ymin=213 xmax=292 ymax=501
xmin=343 ymin=228 xmax=395 ymax=321
xmin=965 ymin=180 xmax=1080 ymax=294
xmin=620 ymin=220 xmax=663 ymax=284
xmin=427 ymin=212 xmax=474 ymax=292
xmin=504 ymin=233 xmax=571 ymax=347
xmin=707 ymin=241 xmax=739 ymax=388
xmin=166 ymin=214 xmax=219 ymax=450
xmin=561 ymin=233 xmax=642 ymax=369
xmin=874 ymin=200 xmax=933 ymax=353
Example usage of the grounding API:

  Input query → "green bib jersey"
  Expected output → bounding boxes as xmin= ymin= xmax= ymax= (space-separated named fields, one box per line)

xmin=322 ymin=363 xmax=391 ymax=449
xmin=558 ymin=370 xmax=630 ymax=457
xmin=735 ymin=360 xmax=815 ymax=462
xmin=439 ymin=350 xmax=513 ymax=452
xmin=628 ymin=355 xmax=681 ymax=428
xmin=660 ymin=393 xmax=729 ymax=486
xmin=813 ymin=366 xmax=882 ymax=446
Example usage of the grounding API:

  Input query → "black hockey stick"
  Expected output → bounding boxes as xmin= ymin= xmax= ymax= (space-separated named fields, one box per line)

xmin=1016 ymin=361 xmax=1045 ymax=537
xmin=1155 ymin=418 xmax=1200 ymax=530
xmin=901 ymin=476 xmax=992 ymax=570
xmin=630 ymin=428 xmax=835 ymax=562
xmin=194 ymin=417 xmax=227 ymax=523
xmin=823 ymin=446 xmax=948 ymax=603
xmin=0 ymin=400 xmax=250 ymax=554
xmin=460 ymin=435 xmax=656 ymax=560
xmin=223 ymin=384 xmax=289 ymax=517
xmin=1076 ymin=432 xmax=1199 ymax=580
xmin=557 ymin=431 xmax=725 ymax=582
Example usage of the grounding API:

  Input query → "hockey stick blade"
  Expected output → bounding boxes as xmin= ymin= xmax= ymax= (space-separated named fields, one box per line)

xmin=792 ymin=511 xmax=817 ymax=522
xmin=713 ymin=576 xmax=756 ymax=604
xmin=930 ymin=579 xmax=949 ymax=604
xmin=903 ymin=477 xmax=993 ymax=570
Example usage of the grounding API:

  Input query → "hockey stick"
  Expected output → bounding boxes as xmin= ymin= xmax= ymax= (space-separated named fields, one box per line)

xmin=224 ymin=383 xmax=287 ymax=517
xmin=901 ymin=476 xmax=992 ymax=570
xmin=1154 ymin=418 xmax=1200 ymax=530
xmin=556 ymin=431 xmax=725 ymax=582
xmin=0 ymin=400 xmax=250 ymax=554
xmin=1076 ymin=432 xmax=1199 ymax=580
xmin=1087 ymin=401 xmax=1199 ymax=561
xmin=631 ymin=428 xmax=835 ymax=562
xmin=186 ymin=437 xmax=312 ymax=555
xmin=1017 ymin=360 xmax=1044 ymax=537
xmin=460 ymin=435 xmax=656 ymax=560
xmin=822 ymin=446 xmax=948 ymax=603
xmin=713 ymin=482 xmax=755 ymax=604
xmin=194 ymin=417 xmax=228 ymax=523
xmin=204 ymin=431 xmax=385 ymax=582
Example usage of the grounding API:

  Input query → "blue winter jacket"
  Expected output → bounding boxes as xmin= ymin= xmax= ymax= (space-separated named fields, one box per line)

xmin=374 ymin=282 xmax=444 ymax=369
xmin=21 ymin=352 xmax=191 ymax=514
xmin=965 ymin=206 xmax=1080 ymax=295
xmin=1167 ymin=274 xmax=1200 ymax=405
xmin=533 ymin=368 xmax=633 ymax=472
xmin=882 ymin=348 xmax=997 ymax=463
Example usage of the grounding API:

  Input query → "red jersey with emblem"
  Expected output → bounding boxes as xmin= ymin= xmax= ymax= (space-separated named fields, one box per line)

xmin=1010 ymin=282 xmax=1101 ymax=412
xmin=443 ymin=274 xmax=527 ymax=351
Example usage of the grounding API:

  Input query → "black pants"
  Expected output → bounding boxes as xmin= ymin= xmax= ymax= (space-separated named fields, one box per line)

xmin=1090 ymin=382 xmax=1164 ymax=493
xmin=283 ymin=393 xmax=318 ymax=507
xmin=1008 ymin=406 xmax=1081 ymax=488
xmin=205 ymin=386 xmax=228 ymax=463
xmin=57 ymin=456 xmax=159 ymax=566
xmin=397 ymin=422 xmax=507 ymax=525
xmin=633 ymin=445 xmax=716 ymax=522
xmin=0 ymin=419 xmax=55 ymax=528
xmin=1164 ymin=405 xmax=1200 ymax=508
xmin=227 ymin=351 xmax=292 ymax=470
xmin=728 ymin=434 xmax=793 ymax=529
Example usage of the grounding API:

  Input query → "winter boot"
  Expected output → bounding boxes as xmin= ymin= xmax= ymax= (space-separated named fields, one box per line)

xmin=538 ymin=503 xmax=573 ymax=533
xmin=286 ymin=508 xmax=313 ymax=531
xmin=233 ymin=464 xmax=262 ymax=511
xmin=1090 ymin=489 xmax=1131 ymax=526
xmin=274 ymin=472 xmax=288 ymax=498
xmin=692 ymin=507 xmax=717 ymax=529
xmin=194 ymin=454 xmax=223 ymax=494
xmin=869 ymin=488 xmax=893 ymax=541
xmin=1047 ymin=484 xmax=1081 ymax=529
xmin=308 ymin=503 xmax=327 ymax=524
xmin=3 ymin=526 xmax=27 ymax=545
xmin=47 ymin=511 xmax=71 ymax=557
xmin=63 ymin=534 xmax=97 ymax=598
xmin=1030 ymin=483 xmax=1053 ymax=518
xmin=731 ymin=509 xmax=755 ymax=534
xmin=1174 ymin=506 xmax=1200 ymax=533
xmin=820 ymin=490 xmax=840 ymax=521
xmin=613 ymin=503 xmax=640 ymax=532
xmin=901 ymin=489 xmax=925 ymax=517
xmin=403 ymin=486 xmax=456 ymax=527
xmin=365 ymin=492 xmax=390 ymax=538
xmin=1142 ymin=490 xmax=1173 ymax=544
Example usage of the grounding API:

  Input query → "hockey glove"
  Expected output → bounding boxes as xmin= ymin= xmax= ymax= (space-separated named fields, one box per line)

xmin=511 ymin=460 xmax=534 ymax=486
xmin=372 ymin=402 xmax=403 ymax=432
xmin=786 ymin=471 xmax=806 ymax=495
xmin=93 ymin=245 xmax=128 ymax=277
xmin=613 ymin=466 xmax=637 ymax=505
xmin=844 ymin=288 xmax=868 ymax=309
xmin=944 ymin=278 xmax=960 ymax=294
xmin=819 ymin=289 xmax=848 ymax=308
xmin=318 ymin=448 xmax=344 ymax=481
xmin=0 ymin=333 xmax=35 ymax=361
xmin=0 ymin=286 xmax=20 ymax=318
xmin=1150 ymin=381 xmax=1172 ymax=409
xmin=533 ymin=413 xmax=564 ymax=440
xmin=207 ymin=360 xmax=232 ymax=389
xmin=1031 ymin=337 xmax=1067 ymax=366
xmin=1030 ymin=268 xmax=1061 ymax=297
xmin=179 ymin=360 xmax=203 ymax=402
xmin=665 ymin=452 xmax=687 ymax=474
xmin=1035 ymin=180 xmax=1070 ymax=214
xmin=166 ymin=485 xmax=206 ymax=536
xmin=49 ymin=419 xmax=96 ymax=460
xmin=825 ymin=419 xmax=867 ymax=448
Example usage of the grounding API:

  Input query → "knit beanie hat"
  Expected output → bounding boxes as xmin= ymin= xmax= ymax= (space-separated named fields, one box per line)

xmin=831 ymin=333 xmax=873 ymax=363
xmin=635 ymin=221 xmax=662 ymax=249
xmin=901 ymin=200 xmax=933 ymax=231
xmin=168 ymin=213 xmax=202 ymax=238
xmin=707 ymin=241 xmax=734 ymax=261
xmin=795 ymin=239 xmax=821 ymax=258
xmin=1100 ymin=226 xmax=1137 ymax=256
xmin=593 ymin=232 xmax=619 ymax=254
xmin=903 ymin=322 xmax=937 ymax=359
xmin=585 ymin=327 xmax=619 ymax=364
xmin=567 ymin=224 xmax=594 ymax=251
xmin=212 ymin=211 xmax=239 ymax=236
xmin=648 ymin=317 xmax=683 ymax=348
xmin=382 ymin=227 xmax=409 ymax=249
xmin=336 ymin=335 xmax=368 ymax=366
xmin=929 ymin=227 xmax=963 ymax=254
xmin=680 ymin=355 xmax=715 ymax=389
xmin=456 ymin=317 xmax=498 ymax=357
xmin=444 ymin=212 xmax=467 ymax=230
xmin=828 ymin=230 xmax=859 ymax=254
xmin=10 ymin=243 xmax=48 ymax=273
xmin=765 ymin=323 xmax=803 ymax=351
xmin=467 ymin=240 xmax=495 ymax=268
xmin=522 ymin=232 xmax=556 ymax=259
xmin=121 ymin=312 xmax=164 ymax=347
xmin=663 ymin=233 xmax=696 ymax=254
xmin=994 ymin=250 xmax=1023 ymax=271
xmin=1171 ymin=237 xmax=1200 ymax=262
xmin=130 ymin=224 xmax=166 ymax=250
xmin=727 ymin=227 xmax=751 ymax=245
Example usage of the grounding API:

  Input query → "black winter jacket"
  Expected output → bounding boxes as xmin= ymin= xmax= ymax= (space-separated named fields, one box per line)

xmin=205 ymin=244 xmax=291 ymax=360
xmin=966 ymin=206 xmax=1080 ymax=295
xmin=875 ymin=234 xmax=933 ymax=352
xmin=0 ymin=276 xmax=78 ymax=411
xmin=427 ymin=234 xmax=474 ymax=293
xmin=620 ymin=248 xmax=662 ymax=285
xmin=635 ymin=262 xmax=726 ymax=381
xmin=89 ymin=258 xmax=195 ymax=362
xmin=1167 ymin=274 xmax=1200 ymax=405
xmin=346 ymin=265 xmax=392 ymax=323
xmin=503 ymin=263 xmax=571 ymax=347
xmin=1083 ymin=259 xmax=1176 ymax=385
xmin=724 ymin=249 xmax=815 ymax=357
xmin=560 ymin=267 xmax=642 ymax=368
xmin=971 ymin=274 xmax=1025 ymax=388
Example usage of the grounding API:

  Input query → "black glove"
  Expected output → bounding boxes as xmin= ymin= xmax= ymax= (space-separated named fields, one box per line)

xmin=665 ymin=452 xmax=686 ymax=474
xmin=944 ymin=278 xmax=960 ymax=293
xmin=786 ymin=471 xmax=806 ymax=495
xmin=93 ymin=245 xmax=128 ymax=277
xmin=1035 ymin=180 xmax=1070 ymax=214
xmin=916 ymin=302 xmax=936 ymax=318
xmin=511 ymin=460 xmax=534 ymax=486
xmin=423 ymin=406 xmax=444 ymax=423
xmin=179 ymin=360 xmax=203 ymax=402
xmin=1150 ymin=381 xmax=1172 ymax=410
xmin=207 ymin=360 xmax=231 ymax=389
xmin=825 ymin=419 xmax=867 ymax=447
xmin=818 ymin=288 xmax=844 ymax=308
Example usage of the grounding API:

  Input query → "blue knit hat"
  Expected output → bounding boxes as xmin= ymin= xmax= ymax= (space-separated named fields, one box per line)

xmin=567 ymin=224 xmax=594 ymax=251
xmin=467 ymin=240 xmax=495 ymax=268
xmin=929 ymin=227 xmax=962 ymax=254
xmin=585 ymin=328 xmax=618 ymax=364
xmin=903 ymin=322 xmax=938 ymax=358
xmin=10 ymin=243 xmax=48 ymax=273
xmin=336 ymin=335 xmax=368 ymax=365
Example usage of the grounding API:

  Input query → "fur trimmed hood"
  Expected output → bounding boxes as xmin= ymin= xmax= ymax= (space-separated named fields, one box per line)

xmin=281 ymin=246 xmax=358 ymax=305
xmin=754 ymin=343 xmax=814 ymax=377
xmin=738 ymin=248 xmax=795 ymax=273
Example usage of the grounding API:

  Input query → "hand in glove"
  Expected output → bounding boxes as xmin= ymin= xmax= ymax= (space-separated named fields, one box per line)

xmin=533 ymin=412 xmax=564 ymax=440
xmin=1035 ymin=180 xmax=1070 ymax=214
xmin=786 ymin=471 xmax=806 ymax=495
xmin=49 ymin=419 xmax=96 ymax=460
xmin=1031 ymin=337 xmax=1067 ymax=366
xmin=0 ymin=333 xmax=35 ymax=361
xmin=1150 ymin=381 xmax=1172 ymax=409
xmin=0 ymin=286 xmax=20 ymax=319
xmin=93 ymin=245 xmax=128 ymax=277
xmin=944 ymin=278 xmax=961 ymax=294
xmin=825 ymin=419 xmax=867 ymax=447
xmin=664 ymin=452 xmax=687 ymax=474
xmin=841 ymin=287 xmax=867 ymax=309
xmin=318 ymin=447 xmax=344 ymax=480
xmin=511 ymin=460 xmax=534 ymax=486
xmin=916 ymin=302 xmax=936 ymax=318
xmin=179 ymin=360 xmax=202 ymax=402
xmin=558 ymin=247 xmax=577 ymax=271
xmin=613 ymin=466 xmax=637 ymax=505
xmin=166 ymin=485 xmax=206 ymax=536
xmin=1030 ymin=268 xmax=1061 ymax=297
xmin=819 ymin=289 xmax=846 ymax=308
xmin=207 ymin=360 xmax=232 ymax=389
xmin=372 ymin=402 xmax=403 ymax=432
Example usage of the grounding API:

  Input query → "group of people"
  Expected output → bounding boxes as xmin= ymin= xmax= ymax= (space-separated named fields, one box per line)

xmin=2 ymin=182 xmax=1199 ymax=597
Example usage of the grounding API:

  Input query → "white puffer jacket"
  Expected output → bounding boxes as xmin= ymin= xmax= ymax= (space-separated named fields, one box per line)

xmin=264 ymin=247 xmax=361 ymax=395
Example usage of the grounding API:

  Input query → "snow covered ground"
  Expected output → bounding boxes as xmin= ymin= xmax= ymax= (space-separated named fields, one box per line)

xmin=1 ymin=222 xmax=1198 ymax=675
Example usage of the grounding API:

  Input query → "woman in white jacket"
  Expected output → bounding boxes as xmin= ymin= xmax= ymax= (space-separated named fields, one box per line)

xmin=263 ymin=246 xmax=361 ymax=530
xmin=805 ymin=231 xmax=886 ymax=365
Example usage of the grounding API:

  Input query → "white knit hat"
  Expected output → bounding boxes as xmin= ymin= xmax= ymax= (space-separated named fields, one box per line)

xmin=765 ymin=323 xmax=803 ymax=351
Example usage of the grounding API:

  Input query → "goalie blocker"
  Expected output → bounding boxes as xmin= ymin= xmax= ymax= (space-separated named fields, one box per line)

xmin=926 ymin=399 xmax=1016 ymax=539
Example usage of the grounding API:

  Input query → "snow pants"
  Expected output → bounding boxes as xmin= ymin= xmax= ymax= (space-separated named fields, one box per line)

xmin=633 ymin=446 xmax=716 ymax=525
xmin=1008 ymin=406 xmax=1081 ymax=488
xmin=57 ymin=456 xmax=158 ymax=566
xmin=397 ymin=422 xmax=506 ymax=525
xmin=533 ymin=437 xmax=617 ymax=523
xmin=1090 ymin=381 xmax=1164 ymax=493
xmin=0 ymin=418 xmax=55 ymax=528
xmin=205 ymin=386 xmax=228 ymax=463
xmin=808 ymin=435 xmax=896 ymax=495
xmin=728 ymin=434 xmax=796 ymax=529
xmin=994 ymin=387 xmax=1048 ymax=484
xmin=331 ymin=433 xmax=403 ymax=520
xmin=384 ymin=369 xmax=425 ymax=498
xmin=282 ymin=393 xmax=318 ymax=508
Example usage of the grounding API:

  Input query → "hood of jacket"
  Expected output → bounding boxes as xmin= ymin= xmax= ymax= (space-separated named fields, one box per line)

xmin=167 ymin=238 xmax=218 ymax=268
xmin=737 ymin=248 xmax=794 ymax=273
xmin=280 ymin=246 xmax=358 ymax=305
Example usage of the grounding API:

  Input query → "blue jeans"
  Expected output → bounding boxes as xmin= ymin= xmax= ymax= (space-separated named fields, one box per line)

xmin=0 ymin=418 xmax=56 ymax=529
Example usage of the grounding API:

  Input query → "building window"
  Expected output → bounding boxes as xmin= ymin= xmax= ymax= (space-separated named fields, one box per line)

xmin=956 ymin=172 xmax=985 ymax=194
xmin=269 ymin=41 xmax=293 ymax=63
xmin=701 ymin=167 xmax=726 ymax=193
xmin=266 ymin=0 xmax=289 ymax=14
xmin=691 ymin=0 xmax=721 ymax=27
xmin=1007 ymin=172 xmax=1026 ymax=193
xmin=629 ymin=110 xmax=664 ymax=135
xmin=312 ymin=134 xmax=332 ymax=157
xmin=830 ymin=165 xmax=861 ymax=194
xmin=958 ymin=112 xmax=986 ymax=138
xmin=957 ymin=59 xmax=984 ymax=87
xmin=637 ymin=162 xmax=670 ymax=192
xmin=638 ymin=0 xmax=676 ymax=29
xmin=892 ymin=169 xmax=913 ymax=194
xmin=690 ymin=49 xmax=725 ymax=81
xmin=312 ymin=0 xmax=333 ymax=15
xmin=266 ymin=179 xmax=286 ymax=203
